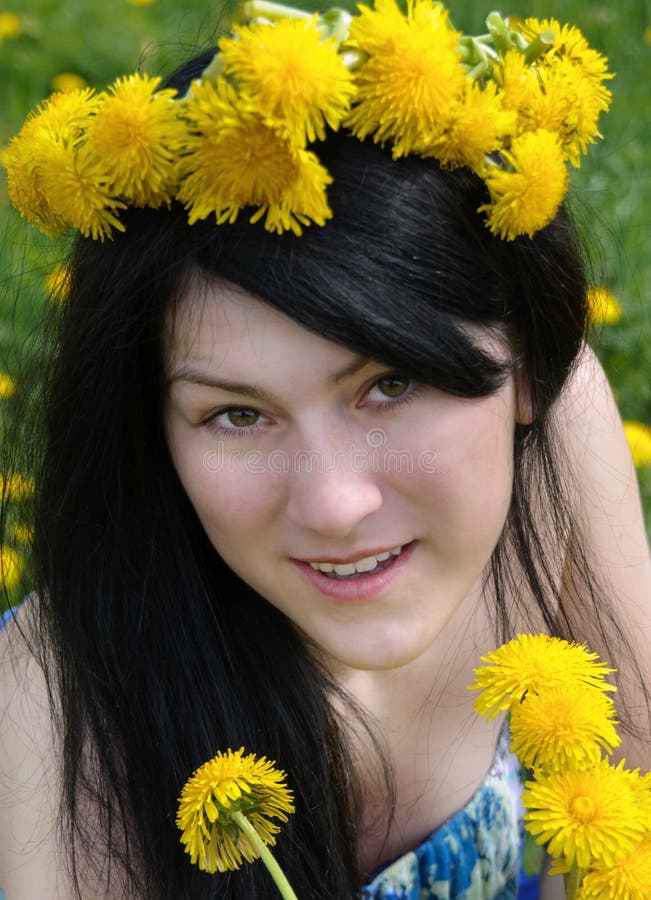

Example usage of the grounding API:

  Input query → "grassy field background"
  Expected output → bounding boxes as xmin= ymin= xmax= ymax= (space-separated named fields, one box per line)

xmin=0 ymin=0 xmax=649 ymax=611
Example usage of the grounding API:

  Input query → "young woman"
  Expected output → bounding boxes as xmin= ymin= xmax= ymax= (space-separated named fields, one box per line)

xmin=1 ymin=4 xmax=650 ymax=898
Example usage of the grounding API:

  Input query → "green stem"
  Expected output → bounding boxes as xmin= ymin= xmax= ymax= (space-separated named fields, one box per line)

xmin=242 ymin=0 xmax=311 ymax=20
xmin=564 ymin=863 xmax=585 ymax=900
xmin=523 ymin=29 xmax=556 ymax=64
xmin=232 ymin=811 xmax=299 ymax=900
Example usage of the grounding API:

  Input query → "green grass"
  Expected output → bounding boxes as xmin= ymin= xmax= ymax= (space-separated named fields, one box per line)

xmin=0 ymin=0 xmax=650 ymax=613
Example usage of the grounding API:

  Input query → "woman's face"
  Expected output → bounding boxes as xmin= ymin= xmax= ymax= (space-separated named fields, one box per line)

xmin=165 ymin=281 xmax=525 ymax=674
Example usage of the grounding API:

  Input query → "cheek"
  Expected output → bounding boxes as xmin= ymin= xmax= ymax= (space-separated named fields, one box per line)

xmin=387 ymin=404 xmax=515 ymax=548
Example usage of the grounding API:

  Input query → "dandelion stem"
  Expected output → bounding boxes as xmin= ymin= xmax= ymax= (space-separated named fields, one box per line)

xmin=232 ymin=811 xmax=299 ymax=900
xmin=564 ymin=863 xmax=585 ymax=900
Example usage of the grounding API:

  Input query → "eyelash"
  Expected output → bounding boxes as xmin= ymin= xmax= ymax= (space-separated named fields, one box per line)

xmin=203 ymin=374 xmax=421 ymax=439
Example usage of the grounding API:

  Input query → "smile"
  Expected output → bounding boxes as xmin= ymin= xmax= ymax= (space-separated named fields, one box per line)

xmin=307 ymin=546 xmax=404 ymax=578
xmin=293 ymin=541 xmax=417 ymax=603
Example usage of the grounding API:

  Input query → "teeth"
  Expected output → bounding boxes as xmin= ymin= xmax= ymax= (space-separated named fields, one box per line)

xmin=308 ymin=545 xmax=405 ymax=575
xmin=333 ymin=562 xmax=357 ymax=576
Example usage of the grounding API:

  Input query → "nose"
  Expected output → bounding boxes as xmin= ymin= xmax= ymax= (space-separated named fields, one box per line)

xmin=285 ymin=448 xmax=383 ymax=538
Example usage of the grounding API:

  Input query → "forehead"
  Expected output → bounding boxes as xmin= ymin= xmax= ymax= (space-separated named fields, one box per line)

xmin=166 ymin=278 xmax=361 ymax=377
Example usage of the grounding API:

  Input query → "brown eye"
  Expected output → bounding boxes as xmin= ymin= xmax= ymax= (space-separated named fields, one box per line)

xmin=225 ymin=408 xmax=259 ymax=428
xmin=376 ymin=375 xmax=410 ymax=399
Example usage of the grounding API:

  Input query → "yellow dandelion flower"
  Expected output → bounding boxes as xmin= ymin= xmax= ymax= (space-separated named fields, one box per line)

xmin=345 ymin=0 xmax=466 ymax=158
xmin=586 ymin=286 xmax=622 ymax=325
xmin=128 ymin=0 xmax=157 ymax=5
xmin=177 ymin=79 xmax=332 ymax=235
xmin=523 ymin=759 xmax=647 ymax=869
xmin=419 ymin=80 xmax=516 ymax=170
xmin=176 ymin=746 xmax=295 ymax=874
xmin=51 ymin=72 xmax=88 ymax=93
xmin=8 ymin=522 xmax=34 ymax=545
xmin=469 ymin=633 xmax=615 ymax=719
xmin=496 ymin=50 xmax=541 ymax=122
xmin=45 ymin=265 xmax=72 ymax=302
xmin=0 ymin=12 xmax=21 ymax=41
xmin=37 ymin=141 xmax=125 ymax=241
xmin=25 ymin=87 xmax=100 ymax=147
xmin=623 ymin=421 xmax=651 ymax=469
xmin=517 ymin=18 xmax=613 ymax=87
xmin=87 ymin=73 xmax=183 ymax=207
xmin=580 ymin=836 xmax=651 ymax=899
xmin=531 ymin=57 xmax=611 ymax=166
xmin=6 ymin=121 xmax=67 ymax=238
xmin=0 ymin=372 xmax=16 ymax=399
xmin=0 ymin=473 xmax=36 ymax=501
xmin=219 ymin=16 xmax=355 ymax=146
xmin=0 ymin=546 xmax=23 ymax=590
xmin=478 ymin=129 xmax=568 ymax=240
xmin=645 ymin=25 xmax=651 ymax=45
xmin=510 ymin=684 xmax=620 ymax=773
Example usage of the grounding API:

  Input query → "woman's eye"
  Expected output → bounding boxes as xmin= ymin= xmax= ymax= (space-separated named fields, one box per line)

xmin=372 ymin=375 xmax=411 ymax=399
xmin=222 ymin=408 xmax=259 ymax=428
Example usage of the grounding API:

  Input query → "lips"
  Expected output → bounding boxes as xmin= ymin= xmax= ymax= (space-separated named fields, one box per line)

xmin=292 ymin=540 xmax=417 ymax=603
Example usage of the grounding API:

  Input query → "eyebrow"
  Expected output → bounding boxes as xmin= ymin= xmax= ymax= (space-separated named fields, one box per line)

xmin=169 ymin=354 xmax=375 ymax=405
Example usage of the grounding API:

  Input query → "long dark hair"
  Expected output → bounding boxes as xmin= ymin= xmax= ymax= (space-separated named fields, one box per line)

xmin=4 ymin=52 xmax=641 ymax=899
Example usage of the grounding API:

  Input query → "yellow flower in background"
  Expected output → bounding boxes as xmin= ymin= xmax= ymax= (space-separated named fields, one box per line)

xmin=0 ymin=372 xmax=16 ymax=399
xmin=45 ymin=265 xmax=72 ymax=302
xmin=0 ymin=12 xmax=21 ymax=41
xmin=220 ymin=17 xmax=355 ymax=146
xmin=586 ymin=286 xmax=623 ymax=325
xmin=0 ymin=546 xmax=23 ymax=589
xmin=523 ymin=758 xmax=647 ymax=869
xmin=176 ymin=747 xmax=295 ymax=873
xmin=623 ymin=421 xmax=651 ymax=469
xmin=8 ymin=522 xmax=33 ymax=545
xmin=346 ymin=0 xmax=466 ymax=157
xmin=177 ymin=78 xmax=332 ymax=235
xmin=645 ymin=25 xmax=651 ymax=44
xmin=127 ymin=0 xmax=157 ymax=5
xmin=579 ymin=835 xmax=651 ymax=899
xmin=87 ymin=74 xmax=183 ymax=207
xmin=51 ymin=72 xmax=88 ymax=93
xmin=469 ymin=633 xmax=615 ymax=720
xmin=510 ymin=684 xmax=620 ymax=773
xmin=479 ymin=129 xmax=568 ymax=240
xmin=0 ymin=473 xmax=36 ymax=501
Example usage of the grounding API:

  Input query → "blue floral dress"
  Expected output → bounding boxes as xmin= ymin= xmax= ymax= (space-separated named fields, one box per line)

xmin=361 ymin=724 xmax=540 ymax=899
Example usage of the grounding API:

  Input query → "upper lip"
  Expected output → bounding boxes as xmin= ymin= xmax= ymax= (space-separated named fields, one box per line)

xmin=293 ymin=541 xmax=412 ymax=565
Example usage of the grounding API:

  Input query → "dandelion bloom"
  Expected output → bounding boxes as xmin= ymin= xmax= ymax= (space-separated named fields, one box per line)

xmin=0 ymin=372 xmax=16 ymax=399
xmin=523 ymin=759 xmax=647 ymax=869
xmin=510 ymin=684 xmax=620 ymax=773
xmin=479 ymin=129 xmax=568 ymax=240
xmin=45 ymin=265 xmax=72 ymax=303
xmin=0 ymin=12 xmax=21 ymax=41
xmin=219 ymin=16 xmax=354 ymax=146
xmin=346 ymin=0 xmax=466 ymax=158
xmin=586 ymin=286 xmax=623 ymax=325
xmin=0 ymin=473 xmax=36 ymax=501
xmin=579 ymin=835 xmax=651 ymax=899
xmin=0 ymin=546 xmax=23 ymax=589
xmin=87 ymin=74 xmax=184 ymax=207
xmin=177 ymin=79 xmax=331 ymax=235
xmin=51 ymin=73 xmax=88 ymax=93
xmin=176 ymin=747 xmax=295 ymax=873
xmin=623 ymin=422 xmax=651 ymax=469
xmin=419 ymin=80 xmax=516 ymax=171
xmin=470 ymin=633 xmax=615 ymax=719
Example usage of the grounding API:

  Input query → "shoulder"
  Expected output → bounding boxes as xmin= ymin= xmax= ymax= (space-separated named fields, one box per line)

xmin=553 ymin=344 xmax=651 ymax=766
xmin=0 ymin=601 xmax=73 ymax=898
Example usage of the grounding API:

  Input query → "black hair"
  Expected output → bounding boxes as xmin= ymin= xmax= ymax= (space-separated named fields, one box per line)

xmin=4 ymin=52 xmax=643 ymax=899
